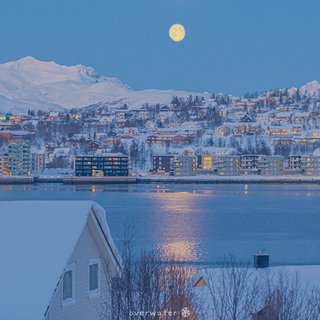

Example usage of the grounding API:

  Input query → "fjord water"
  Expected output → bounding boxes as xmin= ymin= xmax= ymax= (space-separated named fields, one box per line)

xmin=1 ymin=183 xmax=320 ymax=266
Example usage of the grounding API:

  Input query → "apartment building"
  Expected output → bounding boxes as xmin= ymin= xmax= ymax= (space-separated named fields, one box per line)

xmin=0 ymin=155 xmax=9 ymax=175
xmin=301 ymin=156 xmax=320 ymax=176
xmin=152 ymin=155 xmax=174 ymax=174
xmin=170 ymin=155 xmax=197 ymax=176
xmin=257 ymin=155 xmax=284 ymax=176
xmin=197 ymin=155 xmax=214 ymax=170
xmin=241 ymin=155 xmax=284 ymax=175
xmin=75 ymin=154 xmax=129 ymax=177
xmin=286 ymin=155 xmax=302 ymax=174
xmin=31 ymin=150 xmax=46 ymax=173
xmin=8 ymin=140 xmax=31 ymax=176
xmin=241 ymin=155 xmax=260 ymax=175
xmin=213 ymin=156 xmax=241 ymax=176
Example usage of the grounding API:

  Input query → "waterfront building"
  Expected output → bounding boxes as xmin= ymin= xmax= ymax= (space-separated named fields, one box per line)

xmin=240 ymin=155 xmax=260 ymax=175
xmin=8 ymin=140 xmax=31 ymax=176
xmin=75 ymin=154 xmax=129 ymax=177
xmin=257 ymin=155 xmax=284 ymax=176
xmin=170 ymin=155 xmax=197 ymax=176
xmin=152 ymin=155 xmax=174 ymax=174
xmin=286 ymin=155 xmax=303 ymax=174
xmin=301 ymin=156 xmax=320 ymax=176
xmin=197 ymin=155 xmax=240 ymax=176
xmin=197 ymin=155 xmax=214 ymax=170
xmin=212 ymin=155 xmax=241 ymax=176
xmin=241 ymin=155 xmax=284 ymax=176
xmin=31 ymin=149 xmax=46 ymax=173
xmin=0 ymin=155 xmax=9 ymax=175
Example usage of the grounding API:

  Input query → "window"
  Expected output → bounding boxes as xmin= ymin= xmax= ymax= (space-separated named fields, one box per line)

xmin=89 ymin=264 xmax=98 ymax=290
xmin=88 ymin=259 xmax=101 ymax=298
xmin=63 ymin=271 xmax=73 ymax=300
xmin=62 ymin=264 xmax=75 ymax=306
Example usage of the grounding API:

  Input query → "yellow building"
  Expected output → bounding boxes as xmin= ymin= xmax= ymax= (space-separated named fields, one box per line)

xmin=0 ymin=155 xmax=9 ymax=175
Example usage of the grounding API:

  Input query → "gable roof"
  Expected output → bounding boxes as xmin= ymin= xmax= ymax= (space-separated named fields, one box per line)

xmin=193 ymin=276 xmax=208 ymax=287
xmin=0 ymin=200 xmax=120 ymax=320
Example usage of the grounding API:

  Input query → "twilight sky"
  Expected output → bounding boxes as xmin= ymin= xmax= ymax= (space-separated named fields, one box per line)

xmin=0 ymin=0 xmax=319 ymax=95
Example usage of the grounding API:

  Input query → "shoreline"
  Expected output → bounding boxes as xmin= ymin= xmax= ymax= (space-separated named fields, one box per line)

xmin=2 ymin=175 xmax=320 ymax=184
xmin=137 ymin=175 xmax=320 ymax=184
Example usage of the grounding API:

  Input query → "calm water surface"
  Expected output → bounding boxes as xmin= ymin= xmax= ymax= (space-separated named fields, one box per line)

xmin=1 ymin=183 xmax=320 ymax=266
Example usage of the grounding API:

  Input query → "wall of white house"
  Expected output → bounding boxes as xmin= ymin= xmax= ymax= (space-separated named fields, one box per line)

xmin=45 ymin=223 xmax=112 ymax=320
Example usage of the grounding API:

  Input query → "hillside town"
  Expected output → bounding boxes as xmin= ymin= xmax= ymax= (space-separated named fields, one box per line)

xmin=1 ymin=81 xmax=320 ymax=177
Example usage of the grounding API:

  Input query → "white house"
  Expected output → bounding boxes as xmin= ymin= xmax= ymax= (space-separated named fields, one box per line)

xmin=0 ymin=201 xmax=122 ymax=320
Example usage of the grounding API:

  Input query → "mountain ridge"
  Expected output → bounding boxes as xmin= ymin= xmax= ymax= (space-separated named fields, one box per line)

xmin=0 ymin=56 xmax=318 ymax=114
xmin=0 ymin=56 xmax=201 ymax=113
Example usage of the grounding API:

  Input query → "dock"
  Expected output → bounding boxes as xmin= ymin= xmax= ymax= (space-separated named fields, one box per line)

xmin=0 ymin=176 xmax=35 ymax=184
xmin=62 ymin=176 xmax=137 ymax=184
xmin=1 ymin=175 xmax=320 ymax=185
xmin=137 ymin=175 xmax=320 ymax=184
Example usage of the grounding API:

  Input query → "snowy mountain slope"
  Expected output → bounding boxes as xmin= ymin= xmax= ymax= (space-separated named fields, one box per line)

xmin=299 ymin=80 xmax=320 ymax=97
xmin=0 ymin=94 xmax=65 ymax=114
xmin=0 ymin=56 xmax=318 ymax=114
xmin=285 ymin=80 xmax=320 ymax=97
xmin=0 ymin=56 xmax=203 ymax=113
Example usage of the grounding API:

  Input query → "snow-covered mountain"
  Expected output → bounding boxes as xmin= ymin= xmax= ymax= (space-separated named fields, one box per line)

xmin=0 ymin=56 xmax=319 ymax=114
xmin=299 ymin=80 xmax=320 ymax=97
xmin=0 ymin=56 xmax=203 ymax=114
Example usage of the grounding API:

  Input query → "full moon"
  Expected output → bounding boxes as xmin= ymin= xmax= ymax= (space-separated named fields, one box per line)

xmin=169 ymin=24 xmax=186 ymax=42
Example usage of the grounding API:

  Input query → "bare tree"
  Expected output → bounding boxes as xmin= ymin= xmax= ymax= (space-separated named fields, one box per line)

xmin=257 ymin=270 xmax=318 ymax=320
xmin=205 ymin=256 xmax=320 ymax=320
xmin=98 ymin=223 xmax=206 ymax=320
xmin=206 ymin=256 xmax=259 ymax=320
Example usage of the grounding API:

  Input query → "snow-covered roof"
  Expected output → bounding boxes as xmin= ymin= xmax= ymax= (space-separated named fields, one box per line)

xmin=275 ymin=111 xmax=292 ymax=117
xmin=294 ymin=112 xmax=310 ymax=117
xmin=52 ymin=147 xmax=71 ymax=155
xmin=0 ymin=200 xmax=119 ymax=320
xmin=198 ymin=147 xmax=236 ymax=155
xmin=195 ymin=265 xmax=320 ymax=312
xmin=269 ymin=124 xmax=303 ymax=129
xmin=313 ymin=148 xmax=320 ymax=157
xmin=223 ymin=122 xmax=260 ymax=127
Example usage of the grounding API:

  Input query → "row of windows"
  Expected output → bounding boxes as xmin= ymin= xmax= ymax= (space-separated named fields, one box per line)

xmin=76 ymin=159 xmax=129 ymax=163
xmin=76 ymin=169 xmax=128 ymax=173
xmin=75 ymin=157 xmax=128 ymax=161
xmin=62 ymin=259 xmax=101 ymax=305
xmin=76 ymin=166 xmax=128 ymax=169
xmin=75 ymin=170 xmax=129 ymax=176
xmin=76 ymin=161 xmax=128 ymax=165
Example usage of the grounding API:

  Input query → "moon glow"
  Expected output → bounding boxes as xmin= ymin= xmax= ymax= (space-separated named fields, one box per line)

xmin=169 ymin=24 xmax=186 ymax=42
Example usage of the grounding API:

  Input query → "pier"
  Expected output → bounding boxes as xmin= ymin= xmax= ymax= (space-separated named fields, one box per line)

xmin=0 ymin=176 xmax=34 ymax=184
xmin=62 ymin=176 xmax=137 ymax=184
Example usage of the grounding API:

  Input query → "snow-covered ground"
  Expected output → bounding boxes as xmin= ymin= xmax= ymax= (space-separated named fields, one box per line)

xmin=201 ymin=265 xmax=320 ymax=288
xmin=197 ymin=265 xmax=320 ymax=318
